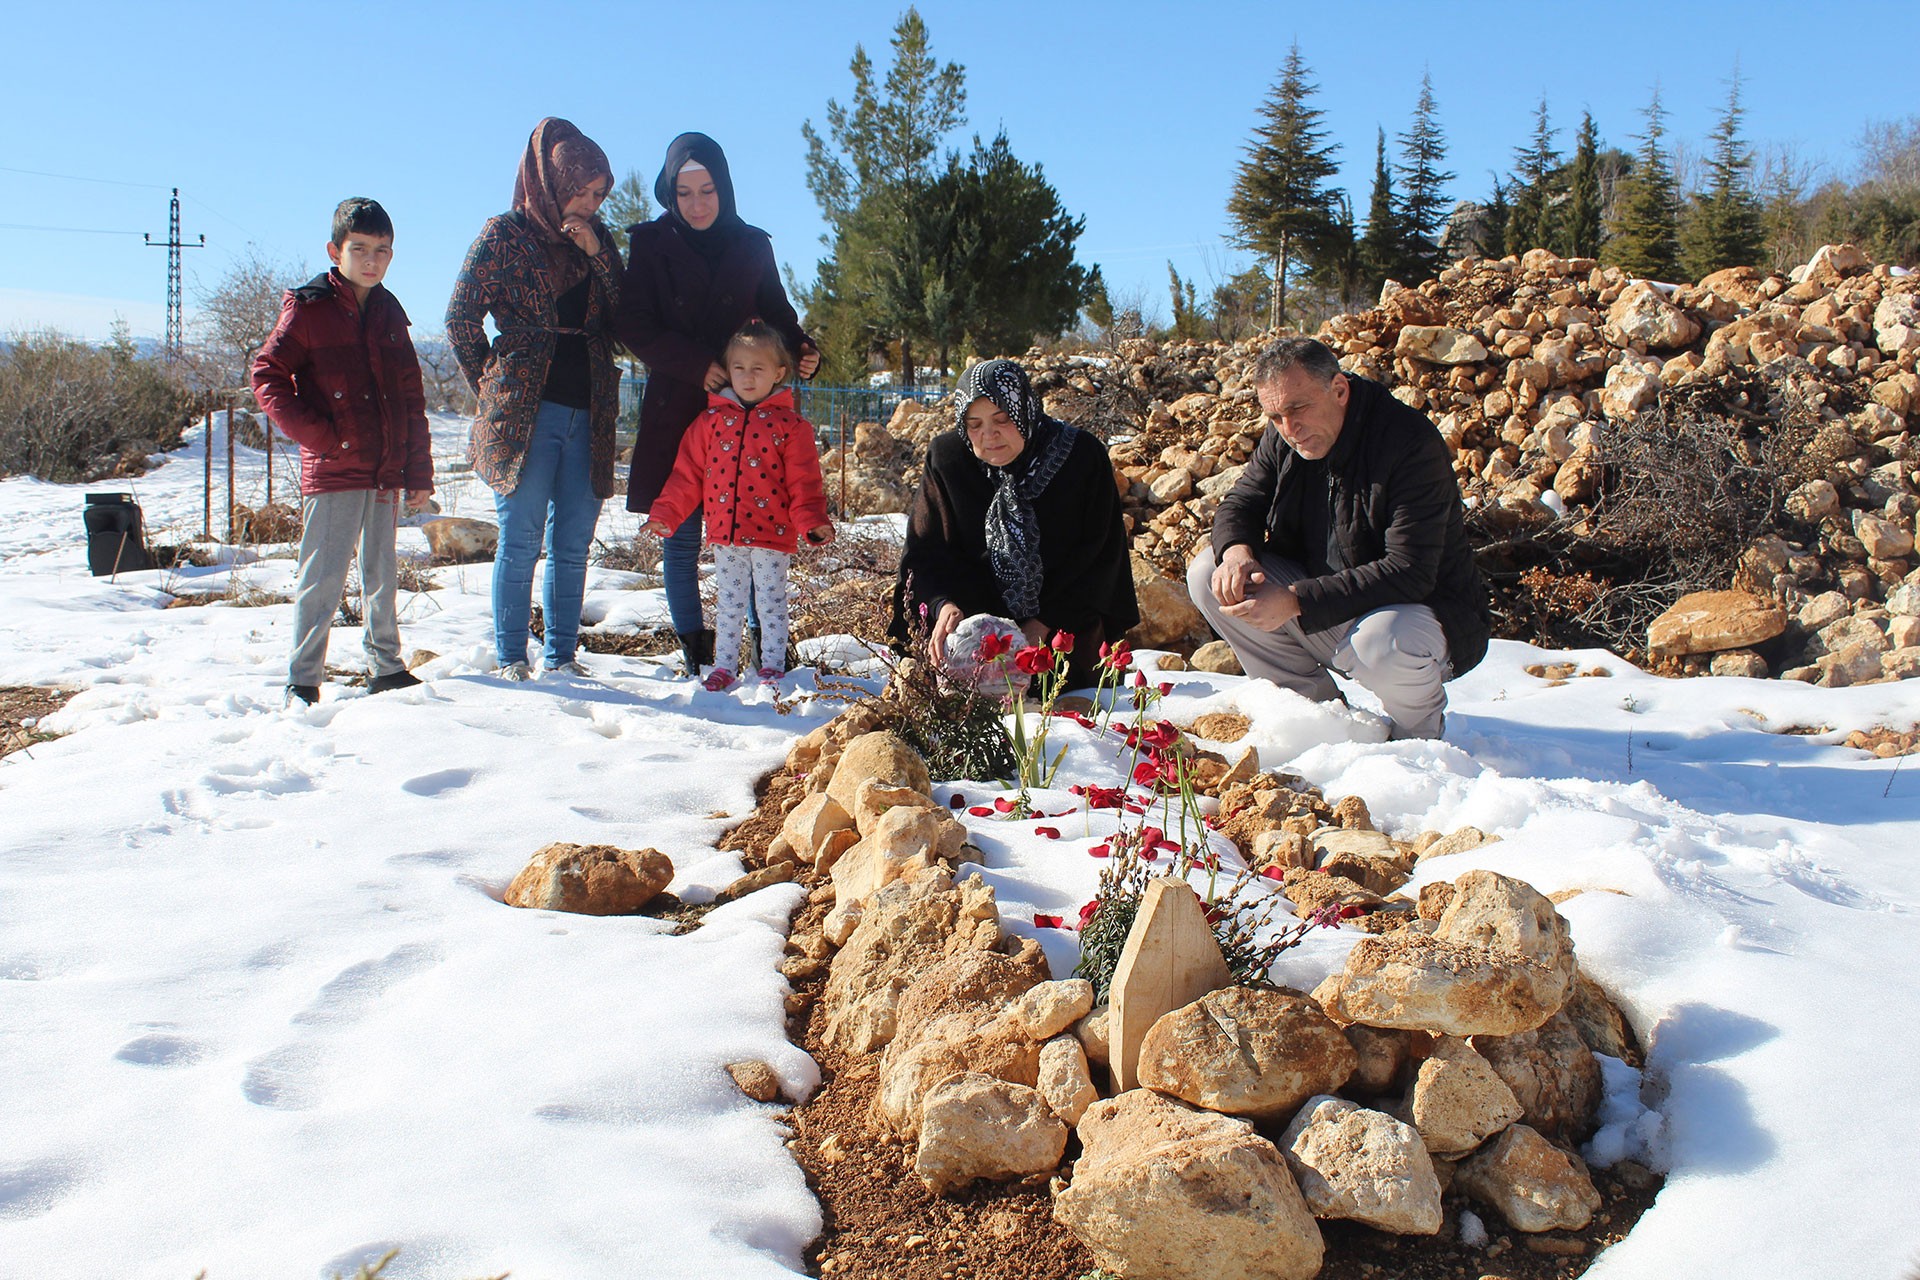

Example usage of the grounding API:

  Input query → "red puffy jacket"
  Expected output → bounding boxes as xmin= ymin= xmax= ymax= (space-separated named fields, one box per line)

xmin=250 ymin=270 xmax=433 ymax=496
xmin=650 ymin=387 xmax=828 ymax=553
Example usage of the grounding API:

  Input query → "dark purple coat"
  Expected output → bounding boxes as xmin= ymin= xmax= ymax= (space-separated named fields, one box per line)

xmin=615 ymin=214 xmax=813 ymax=512
xmin=250 ymin=270 xmax=432 ymax=497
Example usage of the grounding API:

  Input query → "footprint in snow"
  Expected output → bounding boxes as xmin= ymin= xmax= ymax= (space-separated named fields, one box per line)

xmin=241 ymin=1044 xmax=325 ymax=1111
xmin=0 ymin=1157 xmax=88 ymax=1220
xmin=400 ymin=768 xmax=474 ymax=797
xmin=115 ymin=1032 xmax=207 ymax=1067
xmin=291 ymin=941 xmax=443 ymax=1028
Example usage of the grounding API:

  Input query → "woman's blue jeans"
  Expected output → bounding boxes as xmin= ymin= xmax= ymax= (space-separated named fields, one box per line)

xmin=661 ymin=503 xmax=754 ymax=636
xmin=493 ymin=400 xmax=602 ymax=667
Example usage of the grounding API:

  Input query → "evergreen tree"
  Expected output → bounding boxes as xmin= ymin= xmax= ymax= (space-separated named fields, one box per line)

xmin=1481 ymin=173 xmax=1511 ymax=260
xmin=798 ymin=11 xmax=1090 ymax=381
xmin=1358 ymin=128 xmax=1410 ymax=288
xmin=1680 ymin=71 xmax=1765 ymax=278
xmin=601 ymin=171 xmax=653 ymax=260
xmin=1394 ymin=70 xmax=1456 ymax=280
xmin=1310 ymin=190 xmax=1369 ymax=313
xmin=1166 ymin=262 xmax=1204 ymax=341
xmin=1606 ymin=87 xmax=1683 ymax=280
xmin=1226 ymin=43 xmax=1341 ymax=330
xmin=1561 ymin=112 xmax=1603 ymax=258
xmin=1505 ymin=98 xmax=1560 ymax=255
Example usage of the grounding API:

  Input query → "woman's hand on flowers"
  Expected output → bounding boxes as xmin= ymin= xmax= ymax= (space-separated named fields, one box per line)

xmin=927 ymin=602 xmax=965 ymax=665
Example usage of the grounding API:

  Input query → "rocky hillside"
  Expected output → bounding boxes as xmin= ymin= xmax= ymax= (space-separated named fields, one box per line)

xmin=822 ymin=244 xmax=1919 ymax=684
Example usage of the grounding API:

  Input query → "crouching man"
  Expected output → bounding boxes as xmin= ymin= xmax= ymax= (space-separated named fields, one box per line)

xmin=1186 ymin=337 xmax=1490 ymax=739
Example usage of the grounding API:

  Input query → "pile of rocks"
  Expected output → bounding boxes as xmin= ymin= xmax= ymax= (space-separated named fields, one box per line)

xmin=821 ymin=244 xmax=1920 ymax=681
xmin=758 ymin=702 xmax=1643 ymax=1280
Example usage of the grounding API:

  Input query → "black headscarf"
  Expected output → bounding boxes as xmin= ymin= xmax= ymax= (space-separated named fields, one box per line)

xmin=653 ymin=132 xmax=743 ymax=260
xmin=954 ymin=359 xmax=1080 ymax=620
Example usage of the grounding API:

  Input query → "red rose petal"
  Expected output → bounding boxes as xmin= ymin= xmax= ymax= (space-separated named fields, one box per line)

xmin=993 ymin=797 xmax=1015 ymax=813
xmin=948 ymin=794 xmax=966 ymax=808
xmin=1258 ymin=865 xmax=1287 ymax=881
xmin=968 ymin=806 xmax=994 ymax=818
xmin=1088 ymin=843 xmax=1110 ymax=858
xmin=1035 ymin=827 xmax=1060 ymax=839
xmin=1033 ymin=913 xmax=1064 ymax=929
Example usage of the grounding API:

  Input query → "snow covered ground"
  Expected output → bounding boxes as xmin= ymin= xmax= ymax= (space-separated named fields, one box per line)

xmin=2 ymin=419 xmax=1917 ymax=1279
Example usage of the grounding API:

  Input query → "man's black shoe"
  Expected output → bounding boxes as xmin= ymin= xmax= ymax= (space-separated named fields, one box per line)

xmin=367 ymin=669 xmax=422 ymax=694
xmin=286 ymin=684 xmax=320 ymax=706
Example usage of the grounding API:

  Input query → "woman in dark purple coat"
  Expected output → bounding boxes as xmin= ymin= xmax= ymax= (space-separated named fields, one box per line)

xmin=616 ymin=132 xmax=818 ymax=673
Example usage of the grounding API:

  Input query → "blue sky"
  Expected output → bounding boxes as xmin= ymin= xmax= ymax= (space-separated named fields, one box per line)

xmin=3 ymin=0 xmax=1913 ymax=344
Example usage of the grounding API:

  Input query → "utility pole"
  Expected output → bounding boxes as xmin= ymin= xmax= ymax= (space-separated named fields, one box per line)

xmin=144 ymin=188 xmax=204 ymax=365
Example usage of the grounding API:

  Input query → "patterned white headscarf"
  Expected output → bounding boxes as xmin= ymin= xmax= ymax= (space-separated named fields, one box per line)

xmin=955 ymin=359 xmax=1079 ymax=620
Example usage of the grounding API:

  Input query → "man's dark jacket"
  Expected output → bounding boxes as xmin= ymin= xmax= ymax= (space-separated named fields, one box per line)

xmin=1211 ymin=374 xmax=1490 ymax=676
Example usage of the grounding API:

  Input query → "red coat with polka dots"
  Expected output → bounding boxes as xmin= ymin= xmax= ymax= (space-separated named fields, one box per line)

xmin=649 ymin=387 xmax=829 ymax=553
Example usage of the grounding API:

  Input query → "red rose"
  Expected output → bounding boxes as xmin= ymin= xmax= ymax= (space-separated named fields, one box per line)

xmin=977 ymin=631 xmax=1013 ymax=662
xmin=1014 ymin=646 xmax=1053 ymax=675
xmin=1132 ymin=760 xmax=1161 ymax=786
xmin=1051 ymin=630 xmax=1075 ymax=654
xmin=1141 ymin=720 xmax=1179 ymax=749
xmin=1077 ymin=899 xmax=1101 ymax=929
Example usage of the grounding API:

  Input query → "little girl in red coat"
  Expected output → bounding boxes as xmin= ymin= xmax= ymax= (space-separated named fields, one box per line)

xmin=645 ymin=321 xmax=834 ymax=688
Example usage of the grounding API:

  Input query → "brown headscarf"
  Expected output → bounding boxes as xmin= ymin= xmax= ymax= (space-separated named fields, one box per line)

xmin=512 ymin=117 xmax=613 ymax=289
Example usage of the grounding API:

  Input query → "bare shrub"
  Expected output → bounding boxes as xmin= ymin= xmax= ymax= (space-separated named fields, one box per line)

xmin=787 ymin=522 xmax=902 ymax=653
xmin=0 ymin=328 xmax=191 ymax=481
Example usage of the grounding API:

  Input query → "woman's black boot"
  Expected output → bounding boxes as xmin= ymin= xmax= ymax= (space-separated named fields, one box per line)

xmin=677 ymin=628 xmax=715 ymax=676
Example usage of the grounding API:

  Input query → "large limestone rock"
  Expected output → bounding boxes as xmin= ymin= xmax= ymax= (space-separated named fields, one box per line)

xmin=1875 ymin=291 xmax=1920 ymax=354
xmin=913 ymin=1073 xmax=1068 ymax=1196
xmin=503 ymin=843 xmax=672 ymax=915
xmin=825 ymin=731 xmax=931 ymax=819
xmin=1455 ymin=1123 xmax=1603 ymax=1232
xmin=422 ymin=516 xmax=498 ymax=563
xmin=1472 ymin=1010 xmax=1602 ymax=1142
xmin=1319 ymin=871 xmax=1576 ymax=1037
xmin=872 ymin=945 xmax=1052 ymax=1137
xmin=1396 ymin=325 xmax=1489 ymax=365
xmin=1054 ymin=1090 xmax=1324 ymax=1280
xmin=1651 ymin=591 xmax=1781 ymax=660
xmin=1404 ymin=1035 xmax=1525 ymax=1156
xmin=1279 ymin=1095 xmax=1443 ymax=1235
xmin=1604 ymin=281 xmax=1702 ymax=350
xmin=821 ymin=870 xmax=1008 ymax=1055
xmin=1137 ymin=986 xmax=1357 ymax=1120
xmin=778 ymin=792 xmax=854 ymax=865
xmin=828 ymin=802 xmax=967 ymax=910
xmin=1038 ymin=1034 xmax=1099 ymax=1125
xmin=1127 ymin=552 xmax=1211 ymax=650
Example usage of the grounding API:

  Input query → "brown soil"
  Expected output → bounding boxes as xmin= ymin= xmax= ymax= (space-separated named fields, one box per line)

xmin=0 ymin=686 xmax=72 ymax=759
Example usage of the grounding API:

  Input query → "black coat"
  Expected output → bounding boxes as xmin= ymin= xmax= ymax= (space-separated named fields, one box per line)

xmin=615 ymin=214 xmax=812 ymax=512
xmin=892 ymin=429 xmax=1139 ymax=663
xmin=1212 ymin=374 xmax=1491 ymax=676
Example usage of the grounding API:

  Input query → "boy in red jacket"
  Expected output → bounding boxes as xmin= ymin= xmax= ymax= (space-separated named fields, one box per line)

xmin=251 ymin=197 xmax=434 ymax=706
xmin=645 ymin=321 xmax=833 ymax=689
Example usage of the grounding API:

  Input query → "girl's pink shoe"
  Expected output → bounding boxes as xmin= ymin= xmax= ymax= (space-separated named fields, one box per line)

xmin=701 ymin=668 xmax=736 ymax=691
xmin=756 ymin=667 xmax=786 ymax=682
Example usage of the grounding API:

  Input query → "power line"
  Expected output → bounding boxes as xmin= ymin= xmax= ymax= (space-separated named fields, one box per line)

xmin=0 ymin=221 xmax=145 ymax=236
xmin=0 ymin=164 xmax=169 ymax=190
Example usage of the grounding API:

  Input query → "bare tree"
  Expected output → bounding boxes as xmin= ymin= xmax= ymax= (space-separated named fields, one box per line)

xmin=195 ymin=245 xmax=307 ymax=391
xmin=1858 ymin=115 xmax=1920 ymax=193
xmin=414 ymin=334 xmax=477 ymax=415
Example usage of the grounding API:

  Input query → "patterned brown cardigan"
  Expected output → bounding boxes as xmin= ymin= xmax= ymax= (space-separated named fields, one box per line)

xmin=445 ymin=211 xmax=623 ymax=498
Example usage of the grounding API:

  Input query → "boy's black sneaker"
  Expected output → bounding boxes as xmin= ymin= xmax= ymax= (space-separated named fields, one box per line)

xmin=367 ymin=669 xmax=422 ymax=694
xmin=286 ymin=683 xmax=320 ymax=706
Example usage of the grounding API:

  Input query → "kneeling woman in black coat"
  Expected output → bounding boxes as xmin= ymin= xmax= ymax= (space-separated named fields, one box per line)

xmin=890 ymin=359 xmax=1138 ymax=688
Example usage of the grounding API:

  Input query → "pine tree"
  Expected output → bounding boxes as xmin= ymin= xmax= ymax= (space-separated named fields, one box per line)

xmin=1680 ymin=71 xmax=1765 ymax=278
xmin=601 ymin=171 xmax=653 ymax=260
xmin=1394 ymin=70 xmax=1456 ymax=280
xmin=1358 ymin=127 xmax=1410 ymax=289
xmin=1505 ymin=98 xmax=1560 ymax=256
xmin=1226 ymin=43 xmax=1342 ymax=330
xmin=1561 ymin=112 xmax=1603 ymax=258
xmin=1606 ymin=87 xmax=1683 ymax=280
xmin=1481 ymin=173 xmax=1511 ymax=260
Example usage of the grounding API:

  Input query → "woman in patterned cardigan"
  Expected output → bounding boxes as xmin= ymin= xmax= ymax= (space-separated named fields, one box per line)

xmin=446 ymin=117 xmax=622 ymax=680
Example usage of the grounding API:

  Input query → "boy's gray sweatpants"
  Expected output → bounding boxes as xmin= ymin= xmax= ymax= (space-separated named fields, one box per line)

xmin=289 ymin=489 xmax=402 ymax=686
xmin=1186 ymin=545 xmax=1452 ymax=739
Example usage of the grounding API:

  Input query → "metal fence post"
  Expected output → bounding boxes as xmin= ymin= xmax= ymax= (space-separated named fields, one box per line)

xmin=225 ymin=395 xmax=236 ymax=543
xmin=203 ymin=403 xmax=213 ymax=538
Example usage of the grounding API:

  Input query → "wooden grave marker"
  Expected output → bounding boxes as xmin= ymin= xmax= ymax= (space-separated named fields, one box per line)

xmin=1108 ymin=875 xmax=1232 ymax=1091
